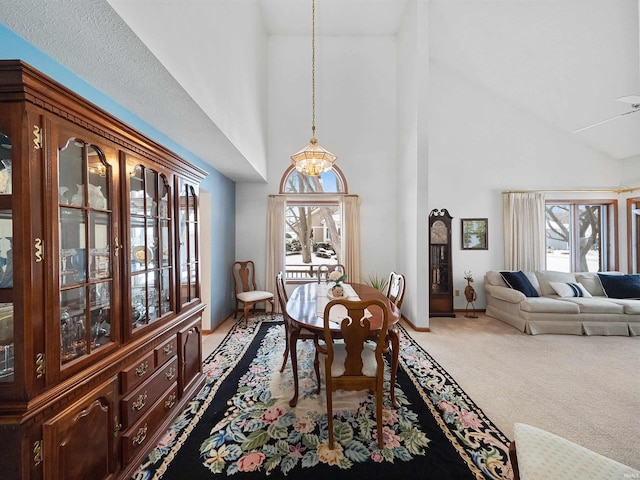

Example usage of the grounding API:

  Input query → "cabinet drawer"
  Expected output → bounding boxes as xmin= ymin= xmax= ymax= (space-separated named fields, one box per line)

xmin=155 ymin=336 xmax=178 ymax=367
xmin=121 ymin=384 xmax=179 ymax=465
xmin=120 ymin=351 xmax=155 ymax=393
xmin=121 ymin=357 xmax=178 ymax=427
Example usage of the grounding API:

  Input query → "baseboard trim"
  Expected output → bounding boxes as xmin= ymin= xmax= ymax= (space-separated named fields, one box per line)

xmin=402 ymin=314 xmax=431 ymax=332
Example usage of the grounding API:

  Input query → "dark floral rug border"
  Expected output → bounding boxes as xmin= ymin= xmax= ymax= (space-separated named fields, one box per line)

xmin=131 ymin=315 xmax=513 ymax=480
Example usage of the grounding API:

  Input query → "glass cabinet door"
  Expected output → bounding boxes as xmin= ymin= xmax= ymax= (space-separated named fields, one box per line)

xmin=0 ymin=127 xmax=13 ymax=382
xmin=58 ymin=139 xmax=114 ymax=366
xmin=178 ymin=181 xmax=199 ymax=307
xmin=129 ymin=164 xmax=173 ymax=331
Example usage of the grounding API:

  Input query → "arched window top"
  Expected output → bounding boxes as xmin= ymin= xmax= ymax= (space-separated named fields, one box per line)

xmin=279 ymin=165 xmax=348 ymax=194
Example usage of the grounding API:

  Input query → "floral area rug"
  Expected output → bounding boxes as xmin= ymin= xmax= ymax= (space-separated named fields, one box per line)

xmin=132 ymin=315 xmax=513 ymax=480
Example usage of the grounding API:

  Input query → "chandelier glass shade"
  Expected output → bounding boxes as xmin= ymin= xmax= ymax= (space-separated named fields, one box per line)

xmin=290 ymin=0 xmax=336 ymax=176
xmin=290 ymin=136 xmax=336 ymax=176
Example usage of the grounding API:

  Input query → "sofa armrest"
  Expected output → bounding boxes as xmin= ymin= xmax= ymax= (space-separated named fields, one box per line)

xmin=485 ymin=284 xmax=526 ymax=303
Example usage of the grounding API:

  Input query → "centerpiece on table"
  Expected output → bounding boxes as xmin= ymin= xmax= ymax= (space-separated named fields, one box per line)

xmin=328 ymin=270 xmax=348 ymax=298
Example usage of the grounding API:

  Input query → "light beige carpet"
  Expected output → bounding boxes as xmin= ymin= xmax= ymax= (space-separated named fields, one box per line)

xmin=204 ymin=313 xmax=640 ymax=470
xmin=407 ymin=314 xmax=640 ymax=471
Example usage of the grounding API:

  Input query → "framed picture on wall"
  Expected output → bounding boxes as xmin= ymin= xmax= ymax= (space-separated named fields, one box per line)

xmin=461 ymin=218 xmax=488 ymax=250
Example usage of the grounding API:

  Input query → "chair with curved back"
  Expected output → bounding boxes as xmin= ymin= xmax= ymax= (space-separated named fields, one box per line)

xmin=276 ymin=272 xmax=320 ymax=389
xmin=320 ymin=298 xmax=389 ymax=450
xmin=386 ymin=271 xmax=406 ymax=308
xmin=232 ymin=260 xmax=274 ymax=326
xmin=316 ymin=263 xmax=346 ymax=283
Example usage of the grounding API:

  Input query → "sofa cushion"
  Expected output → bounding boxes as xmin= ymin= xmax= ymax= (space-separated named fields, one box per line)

xmin=487 ymin=284 xmax=526 ymax=303
xmin=574 ymin=272 xmax=608 ymax=296
xmin=558 ymin=297 xmax=624 ymax=314
xmin=598 ymin=273 xmax=640 ymax=299
xmin=500 ymin=271 xmax=539 ymax=297
xmin=520 ymin=297 xmax=580 ymax=313
xmin=549 ymin=281 xmax=592 ymax=298
xmin=485 ymin=270 xmax=508 ymax=287
xmin=603 ymin=298 xmax=640 ymax=315
xmin=535 ymin=271 xmax=577 ymax=296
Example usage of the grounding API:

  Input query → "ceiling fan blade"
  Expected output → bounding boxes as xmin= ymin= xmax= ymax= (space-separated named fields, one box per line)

xmin=616 ymin=94 xmax=640 ymax=105
xmin=572 ymin=107 xmax=640 ymax=133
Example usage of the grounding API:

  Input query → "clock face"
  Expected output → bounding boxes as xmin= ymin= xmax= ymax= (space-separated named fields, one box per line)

xmin=431 ymin=220 xmax=448 ymax=244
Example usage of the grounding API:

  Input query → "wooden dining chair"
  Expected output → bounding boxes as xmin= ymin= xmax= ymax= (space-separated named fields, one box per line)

xmin=316 ymin=264 xmax=346 ymax=283
xmin=320 ymin=298 xmax=389 ymax=450
xmin=386 ymin=271 xmax=406 ymax=308
xmin=232 ymin=260 xmax=274 ymax=326
xmin=276 ymin=272 xmax=320 ymax=389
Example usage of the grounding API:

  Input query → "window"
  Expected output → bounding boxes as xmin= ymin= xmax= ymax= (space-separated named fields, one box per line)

xmin=281 ymin=166 xmax=346 ymax=282
xmin=628 ymin=197 xmax=640 ymax=273
xmin=545 ymin=200 xmax=617 ymax=272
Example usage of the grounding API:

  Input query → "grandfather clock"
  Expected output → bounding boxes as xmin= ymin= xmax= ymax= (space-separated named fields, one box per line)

xmin=429 ymin=209 xmax=455 ymax=317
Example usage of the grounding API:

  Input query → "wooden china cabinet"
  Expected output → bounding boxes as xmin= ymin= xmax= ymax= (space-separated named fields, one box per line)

xmin=0 ymin=60 xmax=206 ymax=480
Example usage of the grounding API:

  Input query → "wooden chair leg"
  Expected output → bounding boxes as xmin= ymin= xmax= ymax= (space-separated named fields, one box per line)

xmin=280 ymin=337 xmax=290 ymax=372
xmin=313 ymin=343 xmax=321 ymax=394
xmin=376 ymin=393 xmax=384 ymax=449
xmin=244 ymin=304 xmax=250 ymax=326
xmin=326 ymin=386 xmax=334 ymax=449
xmin=509 ymin=441 xmax=520 ymax=480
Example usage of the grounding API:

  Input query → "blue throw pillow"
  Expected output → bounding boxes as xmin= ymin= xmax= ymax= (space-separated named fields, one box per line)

xmin=500 ymin=271 xmax=539 ymax=297
xmin=597 ymin=273 xmax=640 ymax=299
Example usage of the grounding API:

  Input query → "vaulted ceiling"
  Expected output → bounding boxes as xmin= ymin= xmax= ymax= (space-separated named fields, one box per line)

xmin=2 ymin=0 xmax=639 ymax=182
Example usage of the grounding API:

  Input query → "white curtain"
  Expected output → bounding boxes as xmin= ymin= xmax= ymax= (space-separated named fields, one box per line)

xmin=266 ymin=195 xmax=286 ymax=312
xmin=342 ymin=195 xmax=361 ymax=283
xmin=503 ymin=192 xmax=546 ymax=271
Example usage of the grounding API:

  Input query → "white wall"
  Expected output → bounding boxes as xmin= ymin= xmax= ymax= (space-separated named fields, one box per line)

xmin=236 ymin=35 xmax=397 ymax=289
xmin=109 ymin=0 xmax=269 ymax=179
xmin=395 ymin=0 xmax=431 ymax=329
xmin=236 ymin=1 xmax=640 ymax=323
xmin=427 ymin=2 xmax=638 ymax=309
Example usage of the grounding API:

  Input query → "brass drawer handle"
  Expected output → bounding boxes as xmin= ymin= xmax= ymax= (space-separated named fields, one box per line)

xmin=132 ymin=423 xmax=148 ymax=446
xmin=132 ymin=391 xmax=147 ymax=411
xmin=164 ymin=393 xmax=176 ymax=410
xmin=135 ymin=361 xmax=148 ymax=377
xmin=114 ymin=416 xmax=122 ymax=438
xmin=163 ymin=344 xmax=173 ymax=355
xmin=165 ymin=367 xmax=176 ymax=381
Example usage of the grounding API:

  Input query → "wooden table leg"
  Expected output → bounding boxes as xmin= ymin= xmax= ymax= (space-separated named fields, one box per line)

xmin=289 ymin=327 xmax=301 ymax=407
xmin=388 ymin=326 xmax=400 ymax=408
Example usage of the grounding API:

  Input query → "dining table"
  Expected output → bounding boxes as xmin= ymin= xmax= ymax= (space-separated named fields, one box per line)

xmin=285 ymin=281 xmax=401 ymax=408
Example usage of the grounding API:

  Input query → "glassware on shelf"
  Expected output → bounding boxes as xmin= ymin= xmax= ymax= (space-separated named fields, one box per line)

xmin=70 ymin=184 xmax=84 ymax=206
xmin=0 ymin=160 xmax=10 ymax=194
xmin=60 ymin=308 xmax=73 ymax=361
xmin=0 ymin=160 xmax=12 ymax=195
xmin=0 ymin=303 xmax=13 ymax=380
xmin=0 ymin=245 xmax=13 ymax=288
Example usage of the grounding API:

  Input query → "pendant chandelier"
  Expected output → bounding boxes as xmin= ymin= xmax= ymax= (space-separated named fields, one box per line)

xmin=290 ymin=0 xmax=337 ymax=176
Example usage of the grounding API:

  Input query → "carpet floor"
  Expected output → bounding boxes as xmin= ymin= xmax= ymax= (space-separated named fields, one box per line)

xmin=132 ymin=316 xmax=512 ymax=479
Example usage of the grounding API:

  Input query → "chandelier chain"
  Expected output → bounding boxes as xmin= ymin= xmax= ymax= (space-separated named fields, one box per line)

xmin=311 ymin=0 xmax=316 ymax=137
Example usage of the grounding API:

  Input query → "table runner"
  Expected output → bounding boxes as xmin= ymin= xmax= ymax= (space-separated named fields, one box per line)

xmin=316 ymin=283 xmax=372 ymax=323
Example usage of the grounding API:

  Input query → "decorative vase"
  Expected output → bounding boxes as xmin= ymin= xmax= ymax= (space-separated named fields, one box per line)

xmin=58 ymin=186 xmax=69 ymax=204
xmin=71 ymin=184 xmax=84 ymax=206
xmin=331 ymin=285 xmax=344 ymax=298
xmin=88 ymin=184 xmax=107 ymax=209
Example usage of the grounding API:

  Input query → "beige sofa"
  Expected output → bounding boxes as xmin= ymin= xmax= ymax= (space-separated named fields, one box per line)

xmin=484 ymin=270 xmax=640 ymax=336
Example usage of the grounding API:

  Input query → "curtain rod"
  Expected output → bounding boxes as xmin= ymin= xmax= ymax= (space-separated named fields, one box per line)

xmin=503 ymin=186 xmax=640 ymax=194
xmin=268 ymin=193 xmax=359 ymax=198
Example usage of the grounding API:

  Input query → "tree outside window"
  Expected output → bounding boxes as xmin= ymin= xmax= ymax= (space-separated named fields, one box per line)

xmin=282 ymin=168 xmax=345 ymax=281
xmin=545 ymin=200 xmax=616 ymax=272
